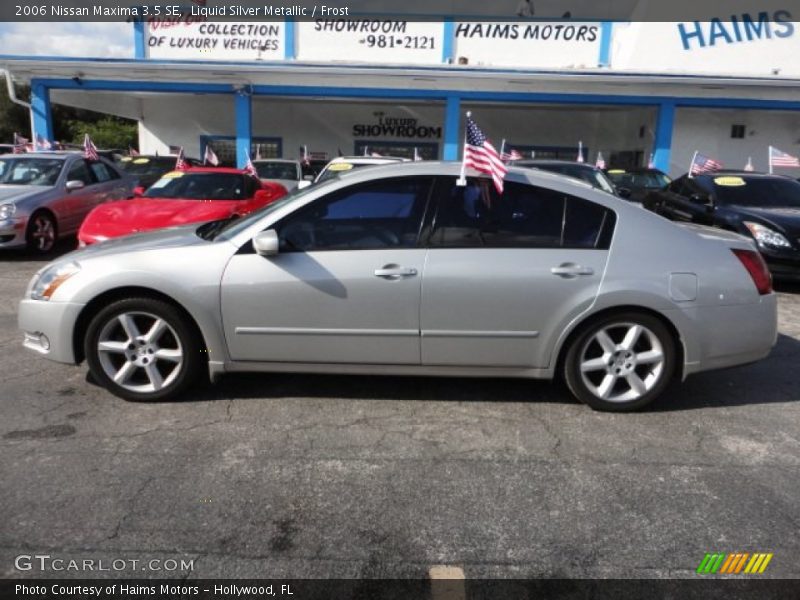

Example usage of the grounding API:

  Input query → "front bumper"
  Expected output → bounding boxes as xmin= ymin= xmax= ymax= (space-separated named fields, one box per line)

xmin=18 ymin=298 xmax=86 ymax=364
xmin=0 ymin=217 xmax=27 ymax=248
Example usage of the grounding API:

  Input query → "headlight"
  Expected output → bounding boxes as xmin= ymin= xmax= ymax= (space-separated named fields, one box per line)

xmin=30 ymin=261 xmax=81 ymax=301
xmin=0 ymin=203 xmax=16 ymax=220
xmin=743 ymin=221 xmax=792 ymax=249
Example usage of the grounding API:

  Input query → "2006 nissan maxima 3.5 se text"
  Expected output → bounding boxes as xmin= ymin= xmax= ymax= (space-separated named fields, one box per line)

xmin=18 ymin=162 xmax=778 ymax=411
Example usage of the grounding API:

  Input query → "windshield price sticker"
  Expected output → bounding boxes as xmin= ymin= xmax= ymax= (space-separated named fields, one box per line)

xmin=714 ymin=176 xmax=746 ymax=186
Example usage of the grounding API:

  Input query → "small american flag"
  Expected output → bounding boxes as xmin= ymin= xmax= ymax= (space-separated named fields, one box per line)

xmin=244 ymin=154 xmax=258 ymax=178
xmin=204 ymin=145 xmax=219 ymax=166
xmin=690 ymin=152 xmax=722 ymax=176
xmin=769 ymin=146 xmax=800 ymax=168
xmin=464 ymin=115 xmax=507 ymax=194
xmin=83 ymin=134 xmax=99 ymax=160
xmin=299 ymin=145 xmax=310 ymax=166
xmin=501 ymin=148 xmax=523 ymax=162
xmin=595 ymin=152 xmax=606 ymax=170
xmin=128 ymin=146 xmax=140 ymax=157
xmin=35 ymin=134 xmax=52 ymax=151
xmin=175 ymin=147 xmax=188 ymax=170
xmin=576 ymin=141 xmax=585 ymax=163
xmin=744 ymin=157 xmax=754 ymax=172
xmin=13 ymin=133 xmax=28 ymax=154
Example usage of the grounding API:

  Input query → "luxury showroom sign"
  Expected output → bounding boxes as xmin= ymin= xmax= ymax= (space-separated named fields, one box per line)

xmin=144 ymin=18 xmax=285 ymax=60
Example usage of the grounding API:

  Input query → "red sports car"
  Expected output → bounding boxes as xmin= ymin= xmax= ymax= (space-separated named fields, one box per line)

xmin=78 ymin=167 xmax=287 ymax=246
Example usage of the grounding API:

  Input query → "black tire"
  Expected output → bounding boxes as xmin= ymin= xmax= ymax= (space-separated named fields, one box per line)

xmin=25 ymin=210 xmax=58 ymax=254
xmin=84 ymin=297 xmax=203 ymax=402
xmin=563 ymin=311 xmax=676 ymax=412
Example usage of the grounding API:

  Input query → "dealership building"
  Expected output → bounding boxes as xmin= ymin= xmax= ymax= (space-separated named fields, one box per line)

xmin=3 ymin=8 xmax=800 ymax=176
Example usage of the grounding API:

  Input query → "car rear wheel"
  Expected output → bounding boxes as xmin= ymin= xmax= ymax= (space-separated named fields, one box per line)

xmin=563 ymin=312 xmax=676 ymax=412
xmin=25 ymin=211 xmax=57 ymax=254
xmin=84 ymin=298 xmax=202 ymax=402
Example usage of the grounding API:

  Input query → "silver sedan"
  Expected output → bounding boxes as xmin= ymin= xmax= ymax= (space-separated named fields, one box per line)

xmin=18 ymin=162 xmax=777 ymax=411
xmin=0 ymin=153 xmax=132 ymax=253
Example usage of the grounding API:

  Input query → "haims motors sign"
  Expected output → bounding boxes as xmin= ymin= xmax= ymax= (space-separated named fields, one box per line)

xmin=352 ymin=113 xmax=442 ymax=139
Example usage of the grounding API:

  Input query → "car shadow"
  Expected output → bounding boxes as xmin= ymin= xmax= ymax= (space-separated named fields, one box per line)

xmin=0 ymin=237 xmax=78 ymax=262
xmin=136 ymin=333 xmax=799 ymax=412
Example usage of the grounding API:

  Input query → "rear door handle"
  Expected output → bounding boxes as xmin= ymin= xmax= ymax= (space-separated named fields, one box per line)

xmin=374 ymin=265 xmax=418 ymax=279
xmin=551 ymin=264 xmax=594 ymax=278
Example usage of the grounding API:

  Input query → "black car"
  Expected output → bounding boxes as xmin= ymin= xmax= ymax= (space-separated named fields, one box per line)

xmin=605 ymin=167 xmax=670 ymax=203
xmin=642 ymin=171 xmax=800 ymax=280
xmin=116 ymin=155 xmax=200 ymax=190
xmin=513 ymin=159 xmax=631 ymax=199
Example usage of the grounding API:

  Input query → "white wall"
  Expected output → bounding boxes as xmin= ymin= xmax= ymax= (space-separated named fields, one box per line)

xmin=671 ymin=108 xmax=800 ymax=176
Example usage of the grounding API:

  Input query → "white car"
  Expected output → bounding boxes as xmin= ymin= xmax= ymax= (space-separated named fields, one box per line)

xmin=252 ymin=159 xmax=306 ymax=191
xmin=315 ymin=156 xmax=409 ymax=184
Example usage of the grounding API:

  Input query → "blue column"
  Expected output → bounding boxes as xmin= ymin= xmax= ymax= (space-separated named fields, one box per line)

xmin=284 ymin=18 xmax=296 ymax=59
xmin=441 ymin=18 xmax=454 ymax=63
xmin=30 ymin=80 xmax=54 ymax=143
xmin=443 ymin=95 xmax=461 ymax=161
xmin=133 ymin=20 xmax=146 ymax=59
xmin=653 ymin=101 xmax=676 ymax=172
xmin=235 ymin=91 xmax=252 ymax=168
xmin=598 ymin=21 xmax=613 ymax=67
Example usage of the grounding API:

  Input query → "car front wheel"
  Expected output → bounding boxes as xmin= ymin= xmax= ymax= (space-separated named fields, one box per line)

xmin=25 ymin=211 xmax=57 ymax=254
xmin=84 ymin=298 xmax=202 ymax=401
xmin=563 ymin=312 xmax=676 ymax=412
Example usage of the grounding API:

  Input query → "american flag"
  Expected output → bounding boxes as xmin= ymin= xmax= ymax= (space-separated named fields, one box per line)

xmin=83 ymin=134 xmax=98 ymax=160
xmin=13 ymin=133 xmax=28 ymax=154
xmin=769 ymin=146 xmax=800 ymax=168
xmin=501 ymin=148 xmax=523 ymax=162
xmin=413 ymin=147 xmax=422 ymax=162
xmin=204 ymin=145 xmax=219 ymax=166
xmin=576 ymin=141 xmax=585 ymax=163
xmin=595 ymin=152 xmax=606 ymax=170
xmin=744 ymin=157 xmax=754 ymax=172
xmin=464 ymin=115 xmax=507 ymax=194
xmin=35 ymin=134 xmax=52 ymax=151
xmin=128 ymin=146 xmax=139 ymax=157
xmin=690 ymin=152 xmax=723 ymax=175
xmin=244 ymin=153 xmax=258 ymax=178
xmin=175 ymin=147 xmax=188 ymax=170
xmin=299 ymin=145 xmax=310 ymax=166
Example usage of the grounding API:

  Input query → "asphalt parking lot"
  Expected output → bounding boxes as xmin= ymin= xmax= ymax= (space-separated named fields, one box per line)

xmin=1 ymin=241 xmax=799 ymax=580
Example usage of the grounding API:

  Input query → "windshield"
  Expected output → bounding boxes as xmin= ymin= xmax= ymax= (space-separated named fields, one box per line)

xmin=144 ymin=172 xmax=248 ymax=200
xmin=255 ymin=162 xmax=300 ymax=181
xmin=0 ymin=157 xmax=63 ymax=186
xmin=607 ymin=171 xmax=670 ymax=189
xmin=214 ymin=177 xmax=337 ymax=241
xmin=118 ymin=157 xmax=175 ymax=176
xmin=712 ymin=177 xmax=800 ymax=208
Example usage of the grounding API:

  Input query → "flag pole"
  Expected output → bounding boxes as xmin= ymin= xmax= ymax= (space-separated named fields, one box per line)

xmin=688 ymin=150 xmax=698 ymax=179
xmin=500 ymin=138 xmax=506 ymax=157
xmin=456 ymin=111 xmax=470 ymax=186
xmin=768 ymin=146 xmax=773 ymax=175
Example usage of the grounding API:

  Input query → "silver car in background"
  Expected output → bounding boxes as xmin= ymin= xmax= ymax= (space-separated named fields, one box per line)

xmin=252 ymin=159 xmax=306 ymax=191
xmin=0 ymin=153 xmax=132 ymax=253
xmin=18 ymin=162 xmax=777 ymax=411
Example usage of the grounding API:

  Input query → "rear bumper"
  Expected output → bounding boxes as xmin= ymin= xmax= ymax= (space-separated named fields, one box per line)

xmin=18 ymin=299 xmax=86 ymax=364
xmin=680 ymin=294 xmax=778 ymax=377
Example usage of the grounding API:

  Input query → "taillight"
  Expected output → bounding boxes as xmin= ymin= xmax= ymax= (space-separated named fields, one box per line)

xmin=732 ymin=249 xmax=772 ymax=295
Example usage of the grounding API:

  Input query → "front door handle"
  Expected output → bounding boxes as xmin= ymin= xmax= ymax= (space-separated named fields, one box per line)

xmin=551 ymin=263 xmax=594 ymax=278
xmin=374 ymin=265 xmax=418 ymax=279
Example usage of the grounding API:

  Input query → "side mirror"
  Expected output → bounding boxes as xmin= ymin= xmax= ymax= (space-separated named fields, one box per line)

xmin=65 ymin=180 xmax=85 ymax=192
xmin=133 ymin=186 xmax=145 ymax=197
xmin=252 ymin=229 xmax=279 ymax=257
xmin=616 ymin=187 xmax=632 ymax=199
xmin=297 ymin=180 xmax=311 ymax=190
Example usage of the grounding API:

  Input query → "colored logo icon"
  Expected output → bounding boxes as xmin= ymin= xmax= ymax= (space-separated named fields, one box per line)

xmin=697 ymin=553 xmax=773 ymax=574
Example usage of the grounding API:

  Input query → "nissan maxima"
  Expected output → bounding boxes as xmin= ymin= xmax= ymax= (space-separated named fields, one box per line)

xmin=19 ymin=162 xmax=777 ymax=411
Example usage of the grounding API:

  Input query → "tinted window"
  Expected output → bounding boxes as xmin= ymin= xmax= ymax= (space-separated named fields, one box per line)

xmin=89 ymin=161 xmax=116 ymax=182
xmin=144 ymin=172 xmax=248 ymax=200
xmin=67 ymin=160 xmax=94 ymax=185
xmin=711 ymin=176 xmax=800 ymax=208
xmin=118 ymin=157 xmax=176 ymax=177
xmin=0 ymin=157 xmax=63 ymax=186
xmin=277 ymin=177 xmax=432 ymax=251
xmin=430 ymin=178 xmax=615 ymax=249
xmin=254 ymin=162 xmax=300 ymax=180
